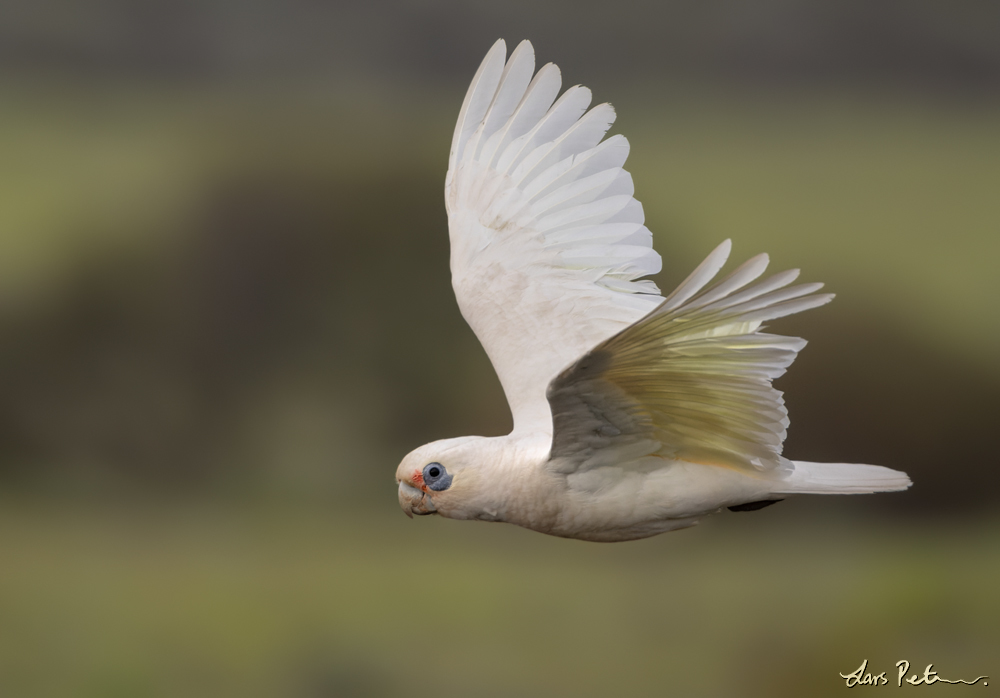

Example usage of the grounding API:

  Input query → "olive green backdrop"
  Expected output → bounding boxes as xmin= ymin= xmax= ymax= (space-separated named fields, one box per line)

xmin=0 ymin=2 xmax=997 ymax=696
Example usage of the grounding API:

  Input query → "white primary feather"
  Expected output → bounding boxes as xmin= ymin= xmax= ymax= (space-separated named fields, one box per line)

xmin=449 ymin=41 xmax=507 ymax=170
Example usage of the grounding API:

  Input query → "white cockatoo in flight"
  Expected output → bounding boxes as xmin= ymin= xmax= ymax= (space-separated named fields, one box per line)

xmin=396 ymin=39 xmax=910 ymax=542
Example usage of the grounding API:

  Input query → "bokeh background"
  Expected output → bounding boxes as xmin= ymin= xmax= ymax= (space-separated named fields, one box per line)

xmin=1 ymin=1 xmax=998 ymax=696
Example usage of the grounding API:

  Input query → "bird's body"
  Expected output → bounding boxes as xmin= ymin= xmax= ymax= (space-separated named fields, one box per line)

xmin=396 ymin=39 xmax=910 ymax=541
xmin=401 ymin=433 xmax=776 ymax=541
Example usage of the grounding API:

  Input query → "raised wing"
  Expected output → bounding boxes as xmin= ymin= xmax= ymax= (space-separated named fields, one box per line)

xmin=546 ymin=240 xmax=833 ymax=475
xmin=447 ymin=39 xmax=663 ymax=435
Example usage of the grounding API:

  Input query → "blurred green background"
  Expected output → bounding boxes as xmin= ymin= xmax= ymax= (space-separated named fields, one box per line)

xmin=0 ymin=1 xmax=998 ymax=696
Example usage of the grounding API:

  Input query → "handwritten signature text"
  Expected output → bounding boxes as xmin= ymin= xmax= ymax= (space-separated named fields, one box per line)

xmin=840 ymin=659 xmax=988 ymax=687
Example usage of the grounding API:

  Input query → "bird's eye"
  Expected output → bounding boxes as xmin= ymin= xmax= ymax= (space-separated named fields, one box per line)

xmin=422 ymin=462 xmax=452 ymax=491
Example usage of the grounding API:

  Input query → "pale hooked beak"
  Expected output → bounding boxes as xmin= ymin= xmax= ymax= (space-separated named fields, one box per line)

xmin=397 ymin=480 xmax=437 ymax=518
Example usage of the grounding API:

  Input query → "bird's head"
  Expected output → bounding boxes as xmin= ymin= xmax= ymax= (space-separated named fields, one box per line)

xmin=395 ymin=436 xmax=492 ymax=520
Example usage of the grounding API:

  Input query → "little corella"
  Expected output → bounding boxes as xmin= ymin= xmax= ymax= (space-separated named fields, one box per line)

xmin=396 ymin=40 xmax=910 ymax=542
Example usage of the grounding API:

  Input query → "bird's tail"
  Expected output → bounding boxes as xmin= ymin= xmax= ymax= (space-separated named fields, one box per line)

xmin=773 ymin=461 xmax=912 ymax=495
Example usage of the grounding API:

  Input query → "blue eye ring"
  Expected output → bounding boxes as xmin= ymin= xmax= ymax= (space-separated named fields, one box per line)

xmin=422 ymin=462 xmax=452 ymax=491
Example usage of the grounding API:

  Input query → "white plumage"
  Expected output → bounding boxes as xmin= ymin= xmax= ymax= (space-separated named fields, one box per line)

xmin=396 ymin=39 xmax=910 ymax=542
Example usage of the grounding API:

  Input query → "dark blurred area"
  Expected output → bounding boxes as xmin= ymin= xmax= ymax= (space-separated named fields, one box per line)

xmin=0 ymin=3 xmax=997 ymax=696
xmin=3 ymin=0 xmax=1000 ymax=91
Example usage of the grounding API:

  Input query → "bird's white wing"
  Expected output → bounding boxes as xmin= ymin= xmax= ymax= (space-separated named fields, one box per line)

xmin=546 ymin=240 xmax=833 ymax=476
xmin=447 ymin=39 xmax=663 ymax=434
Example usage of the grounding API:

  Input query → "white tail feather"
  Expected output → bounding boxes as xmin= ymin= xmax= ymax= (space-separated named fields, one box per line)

xmin=775 ymin=461 xmax=912 ymax=494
